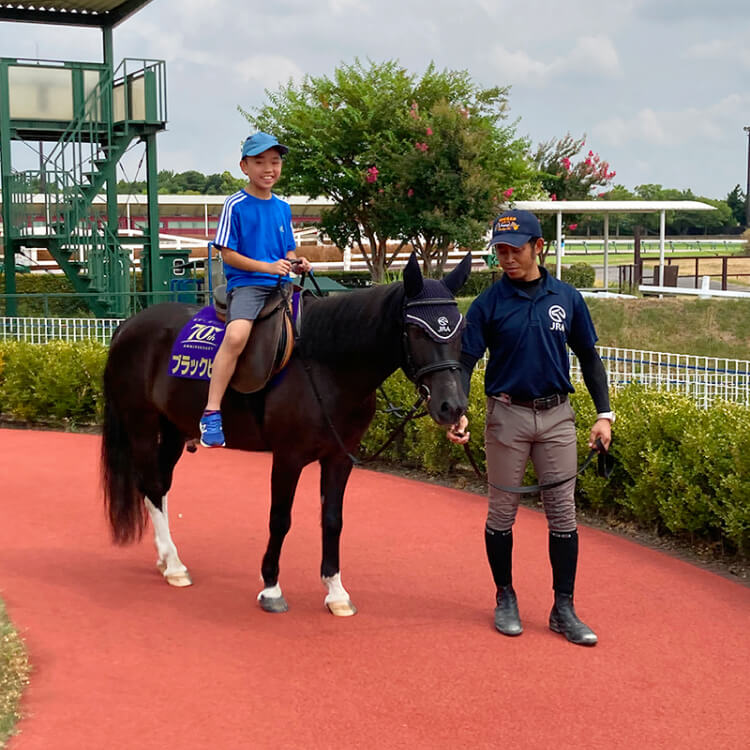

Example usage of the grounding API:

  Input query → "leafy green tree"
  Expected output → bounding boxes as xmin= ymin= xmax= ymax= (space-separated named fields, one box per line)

xmin=633 ymin=184 xmax=737 ymax=235
xmin=218 ymin=171 xmax=246 ymax=194
xmin=157 ymin=169 xmax=177 ymax=194
xmin=590 ymin=184 xmax=637 ymax=236
xmin=243 ymin=59 xmax=532 ymax=281
xmin=172 ymin=170 xmax=206 ymax=193
xmin=120 ymin=170 xmax=246 ymax=195
xmin=727 ymin=184 xmax=747 ymax=227
xmin=384 ymin=85 xmax=533 ymax=277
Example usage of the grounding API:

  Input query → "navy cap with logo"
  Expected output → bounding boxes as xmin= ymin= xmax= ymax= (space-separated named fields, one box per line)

xmin=489 ymin=209 xmax=543 ymax=248
xmin=241 ymin=132 xmax=289 ymax=158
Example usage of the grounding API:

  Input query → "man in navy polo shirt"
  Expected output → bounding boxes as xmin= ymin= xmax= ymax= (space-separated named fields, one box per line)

xmin=447 ymin=209 xmax=613 ymax=646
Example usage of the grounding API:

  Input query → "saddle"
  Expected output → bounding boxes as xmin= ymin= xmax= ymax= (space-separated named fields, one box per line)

xmin=215 ymin=285 xmax=296 ymax=394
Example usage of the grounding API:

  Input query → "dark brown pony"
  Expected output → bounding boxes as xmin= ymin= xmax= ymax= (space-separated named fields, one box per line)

xmin=101 ymin=253 xmax=471 ymax=615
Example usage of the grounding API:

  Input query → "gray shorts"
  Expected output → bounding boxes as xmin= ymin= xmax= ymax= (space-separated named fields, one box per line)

xmin=226 ymin=285 xmax=275 ymax=322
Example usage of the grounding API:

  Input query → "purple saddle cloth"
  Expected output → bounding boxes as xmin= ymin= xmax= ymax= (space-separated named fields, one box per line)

xmin=169 ymin=306 xmax=226 ymax=381
xmin=169 ymin=293 xmax=302 ymax=381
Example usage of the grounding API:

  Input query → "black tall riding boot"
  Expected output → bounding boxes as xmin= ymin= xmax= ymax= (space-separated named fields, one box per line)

xmin=548 ymin=530 xmax=597 ymax=646
xmin=486 ymin=526 xmax=522 ymax=636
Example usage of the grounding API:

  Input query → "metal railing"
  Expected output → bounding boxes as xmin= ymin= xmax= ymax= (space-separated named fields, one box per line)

xmin=0 ymin=316 xmax=122 ymax=344
xmin=570 ymin=347 xmax=750 ymax=407
xmin=2 ymin=321 xmax=748 ymax=409
xmin=559 ymin=238 xmax=746 ymax=255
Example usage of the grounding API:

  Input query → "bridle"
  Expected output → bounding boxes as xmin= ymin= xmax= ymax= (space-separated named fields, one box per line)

xmin=401 ymin=297 xmax=463 ymax=393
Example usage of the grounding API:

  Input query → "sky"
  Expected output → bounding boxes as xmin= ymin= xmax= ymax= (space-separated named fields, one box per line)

xmin=2 ymin=0 xmax=749 ymax=200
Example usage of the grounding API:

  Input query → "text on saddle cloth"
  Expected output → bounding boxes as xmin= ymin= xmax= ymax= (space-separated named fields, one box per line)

xmin=168 ymin=292 xmax=302 ymax=382
xmin=169 ymin=305 xmax=226 ymax=380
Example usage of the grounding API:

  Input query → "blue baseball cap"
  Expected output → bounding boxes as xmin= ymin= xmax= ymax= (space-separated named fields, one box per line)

xmin=241 ymin=132 xmax=289 ymax=158
xmin=489 ymin=209 xmax=543 ymax=248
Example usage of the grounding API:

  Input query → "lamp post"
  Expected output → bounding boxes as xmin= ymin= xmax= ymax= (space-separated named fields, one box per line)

xmin=745 ymin=126 xmax=750 ymax=228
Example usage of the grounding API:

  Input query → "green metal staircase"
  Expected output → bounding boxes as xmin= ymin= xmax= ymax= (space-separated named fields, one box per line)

xmin=2 ymin=58 xmax=166 ymax=317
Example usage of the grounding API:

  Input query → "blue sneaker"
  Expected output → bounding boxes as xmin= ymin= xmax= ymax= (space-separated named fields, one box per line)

xmin=199 ymin=411 xmax=225 ymax=448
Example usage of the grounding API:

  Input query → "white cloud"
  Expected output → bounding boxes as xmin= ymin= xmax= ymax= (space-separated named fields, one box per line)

xmin=635 ymin=0 xmax=748 ymax=22
xmin=566 ymin=36 xmax=621 ymax=76
xmin=687 ymin=39 xmax=750 ymax=68
xmin=592 ymin=94 xmax=750 ymax=147
xmin=327 ymin=0 xmax=368 ymax=13
xmin=489 ymin=35 xmax=621 ymax=85
xmin=491 ymin=48 xmax=551 ymax=83
xmin=233 ymin=56 xmax=304 ymax=87
xmin=0 ymin=0 xmax=743 ymax=196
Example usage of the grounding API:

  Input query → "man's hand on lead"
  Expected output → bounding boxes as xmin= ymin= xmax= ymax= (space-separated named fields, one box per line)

xmin=447 ymin=414 xmax=470 ymax=444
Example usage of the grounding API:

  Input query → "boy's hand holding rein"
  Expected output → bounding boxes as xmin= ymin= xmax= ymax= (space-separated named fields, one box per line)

xmin=269 ymin=258 xmax=292 ymax=276
xmin=290 ymin=257 xmax=312 ymax=273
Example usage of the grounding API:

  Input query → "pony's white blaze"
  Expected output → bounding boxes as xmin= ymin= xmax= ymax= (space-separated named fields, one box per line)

xmin=257 ymin=583 xmax=283 ymax=600
xmin=145 ymin=496 xmax=192 ymax=586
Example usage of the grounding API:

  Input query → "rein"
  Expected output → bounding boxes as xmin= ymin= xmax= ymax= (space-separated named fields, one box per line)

xmin=461 ymin=439 xmax=614 ymax=495
xmin=300 ymin=357 xmax=429 ymax=466
xmin=289 ymin=287 xmax=461 ymax=467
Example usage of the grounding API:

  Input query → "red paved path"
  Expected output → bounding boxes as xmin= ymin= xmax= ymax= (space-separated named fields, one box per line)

xmin=0 ymin=430 xmax=748 ymax=749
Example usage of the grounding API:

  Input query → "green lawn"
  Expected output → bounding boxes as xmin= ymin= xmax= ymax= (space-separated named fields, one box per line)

xmin=541 ymin=246 xmax=748 ymax=268
xmin=0 ymin=600 xmax=28 ymax=747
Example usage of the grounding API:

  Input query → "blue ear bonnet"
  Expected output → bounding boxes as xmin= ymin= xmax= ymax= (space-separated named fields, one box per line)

xmin=405 ymin=279 xmax=465 ymax=342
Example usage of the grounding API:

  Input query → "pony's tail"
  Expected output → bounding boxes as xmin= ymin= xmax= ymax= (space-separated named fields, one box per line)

xmin=101 ymin=369 xmax=147 ymax=545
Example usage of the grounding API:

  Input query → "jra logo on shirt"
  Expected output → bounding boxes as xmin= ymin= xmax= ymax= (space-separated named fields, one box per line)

xmin=548 ymin=305 xmax=566 ymax=332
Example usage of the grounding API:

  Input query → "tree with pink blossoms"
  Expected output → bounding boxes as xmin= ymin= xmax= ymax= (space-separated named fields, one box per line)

xmin=529 ymin=133 xmax=616 ymax=263
xmin=244 ymin=59 xmax=533 ymax=281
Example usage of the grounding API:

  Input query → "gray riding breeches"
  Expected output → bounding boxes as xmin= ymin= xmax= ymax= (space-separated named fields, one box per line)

xmin=484 ymin=397 xmax=578 ymax=533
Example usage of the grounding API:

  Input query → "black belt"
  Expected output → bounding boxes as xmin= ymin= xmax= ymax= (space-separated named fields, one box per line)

xmin=494 ymin=393 xmax=568 ymax=411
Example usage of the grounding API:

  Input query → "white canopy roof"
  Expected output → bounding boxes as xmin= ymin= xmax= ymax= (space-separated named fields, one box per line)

xmin=500 ymin=200 xmax=717 ymax=286
xmin=505 ymin=200 xmax=715 ymax=213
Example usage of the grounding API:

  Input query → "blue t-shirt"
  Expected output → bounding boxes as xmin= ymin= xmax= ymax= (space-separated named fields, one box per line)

xmin=213 ymin=190 xmax=296 ymax=290
xmin=462 ymin=267 xmax=598 ymax=399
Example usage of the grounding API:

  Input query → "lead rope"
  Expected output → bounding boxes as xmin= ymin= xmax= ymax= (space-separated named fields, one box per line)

xmin=299 ymin=355 xmax=428 ymax=465
xmin=462 ymin=439 xmax=612 ymax=495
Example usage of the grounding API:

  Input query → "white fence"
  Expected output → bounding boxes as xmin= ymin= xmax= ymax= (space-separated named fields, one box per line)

xmin=2 ymin=318 xmax=750 ymax=408
xmin=570 ymin=347 xmax=750 ymax=408
xmin=0 ymin=317 xmax=122 ymax=345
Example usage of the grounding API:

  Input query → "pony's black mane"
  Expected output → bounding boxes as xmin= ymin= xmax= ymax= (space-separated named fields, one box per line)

xmin=298 ymin=282 xmax=405 ymax=362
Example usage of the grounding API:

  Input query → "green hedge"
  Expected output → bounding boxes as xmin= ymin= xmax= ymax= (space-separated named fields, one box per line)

xmin=561 ymin=263 xmax=596 ymax=288
xmin=322 ymin=269 xmax=497 ymax=296
xmin=1 ymin=340 xmax=747 ymax=554
xmin=0 ymin=274 xmax=91 ymax=317
xmin=0 ymin=273 xmax=152 ymax=317
xmin=0 ymin=341 xmax=107 ymax=424
xmin=364 ymin=372 xmax=750 ymax=555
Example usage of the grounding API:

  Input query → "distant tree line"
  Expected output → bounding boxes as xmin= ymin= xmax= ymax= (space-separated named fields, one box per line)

xmin=110 ymin=59 xmax=747 ymax=279
xmin=567 ymin=183 xmax=745 ymax=238
xmin=114 ymin=156 xmax=746 ymax=243
xmin=116 ymin=170 xmax=245 ymax=196
xmin=108 ymin=168 xmax=746 ymax=238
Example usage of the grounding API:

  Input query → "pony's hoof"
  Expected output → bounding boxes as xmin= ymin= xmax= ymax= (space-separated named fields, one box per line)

xmin=326 ymin=600 xmax=357 ymax=617
xmin=259 ymin=595 xmax=289 ymax=613
xmin=166 ymin=572 xmax=193 ymax=587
